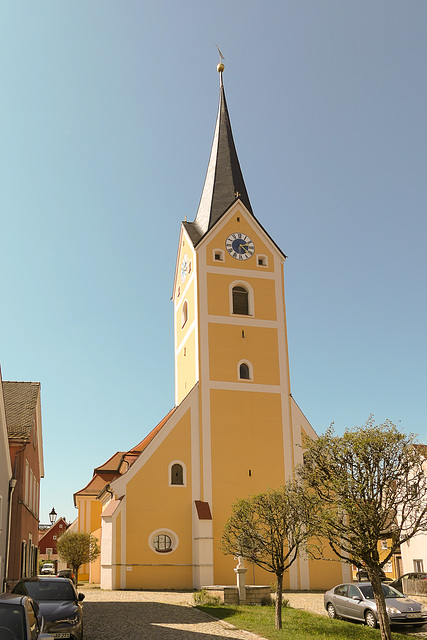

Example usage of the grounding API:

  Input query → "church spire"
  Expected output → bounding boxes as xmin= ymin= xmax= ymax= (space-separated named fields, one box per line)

xmin=184 ymin=62 xmax=253 ymax=245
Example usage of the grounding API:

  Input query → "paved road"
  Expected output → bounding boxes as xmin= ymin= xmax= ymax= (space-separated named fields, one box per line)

xmin=79 ymin=587 xmax=427 ymax=639
xmin=80 ymin=588 xmax=263 ymax=640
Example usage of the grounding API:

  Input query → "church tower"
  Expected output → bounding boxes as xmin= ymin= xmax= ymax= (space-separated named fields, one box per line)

xmin=100 ymin=62 xmax=350 ymax=592
xmin=174 ymin=63 xmax=311 ymax=587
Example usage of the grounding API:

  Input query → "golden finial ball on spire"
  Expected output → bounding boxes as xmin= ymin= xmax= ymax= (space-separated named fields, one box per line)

xmin=217 ymin=62 xmax=225 ymax=73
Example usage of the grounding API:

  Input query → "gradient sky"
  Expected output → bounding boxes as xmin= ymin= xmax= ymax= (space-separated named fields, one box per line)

xmin=1 ymin=1 xmax=426 ymax=524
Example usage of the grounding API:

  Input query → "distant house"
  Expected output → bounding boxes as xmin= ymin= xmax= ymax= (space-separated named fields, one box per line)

xmin=399 ymin=445 xmax=427 ymax=575
xmin=73 ymin=452 xmax=127 ymax=582
xmin=0 ymin=369 xmax=13 ymax=592
xmin=38 ymin=517 xmax=69 ymax=572
xmin=4 ymin=381 xmax=44 ymax=587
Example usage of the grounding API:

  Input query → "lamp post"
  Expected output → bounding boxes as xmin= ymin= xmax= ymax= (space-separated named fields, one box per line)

xmin=49 ymin=507 xmax=57 ymax=525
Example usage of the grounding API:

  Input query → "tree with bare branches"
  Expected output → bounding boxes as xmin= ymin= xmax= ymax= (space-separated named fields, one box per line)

xmin=221 ymin=481 xmax=320 ymax=629
xmin=299 ymin=417 xmax=427 ymax=640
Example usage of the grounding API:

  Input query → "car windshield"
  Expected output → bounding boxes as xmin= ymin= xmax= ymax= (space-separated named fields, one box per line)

xmin=0 ymin=603 xmax=25 ymax=638
xmin=23 ymin=581 xmax=76 ymax=602
xmin=359 ymin=583 xmax=404 ymax=600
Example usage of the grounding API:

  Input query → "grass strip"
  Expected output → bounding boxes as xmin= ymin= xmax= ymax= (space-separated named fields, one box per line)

xmin=196 ymin=604 xmax=412 ymax=640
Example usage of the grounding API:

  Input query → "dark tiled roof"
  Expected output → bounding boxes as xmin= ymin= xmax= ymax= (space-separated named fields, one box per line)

xmin=186 ymin=76 xmax=253 ymax=245
xmin=3 ymin=381 xmax=40 ymax=439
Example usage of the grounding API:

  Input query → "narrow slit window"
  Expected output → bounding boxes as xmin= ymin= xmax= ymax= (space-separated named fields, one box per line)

xmin=181 ymin=301 xmax=188 ymax=328
xmin=232 ymin=286 xmax=249 ymax=315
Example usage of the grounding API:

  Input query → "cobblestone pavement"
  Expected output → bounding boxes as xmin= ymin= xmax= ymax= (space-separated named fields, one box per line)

xmin=79 ymin=587 xmax=427 ymax=639
xmin=79 ymin=588 xmax=266 ymax=640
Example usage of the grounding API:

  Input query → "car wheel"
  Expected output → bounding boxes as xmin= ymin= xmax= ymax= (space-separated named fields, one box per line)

xmin=364 ymin=610 xmax=378 ymax=628
xmin=327 ymin=603 xmax=337 ymax=619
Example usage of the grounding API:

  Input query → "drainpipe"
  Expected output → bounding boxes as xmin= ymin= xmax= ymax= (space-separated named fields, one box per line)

xmin=4 ymin=443 xmax=27 ymax=591
xmin=3 ymin=477 xmax=17 ymax=592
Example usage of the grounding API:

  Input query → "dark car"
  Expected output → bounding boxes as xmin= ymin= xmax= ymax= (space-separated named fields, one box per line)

xmin=0 ymin=593 xmax=54 ymax=639
xmin=12 ymin=577 xmax=84 ymax=640
xmin=56 ymin=570 xmax=75 ymax=582
xmin=356 ymin=568 xmax=387 ymax=581
xmin=389 ymin=572 xmax=427 ymax=593
xmin=324 ymin=582 xmax=427 ymax=628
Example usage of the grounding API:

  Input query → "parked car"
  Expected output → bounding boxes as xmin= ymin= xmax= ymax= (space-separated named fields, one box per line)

xmin=355 ymin=567 xmax=388 ymax=581
xmin=56 ymin=569 xmax=75 ymax=582
xmin=389 ymin=573 xmax=427 ymax=593
xmin=0 ymin=593 xmax=54 ymax=639
xmin=324 ymin=581 xmax=427 ymax=628
xmin=12 ymin=577 xmax=84 ymax=640
xmin=40 ymin=564 xmax=55 ymax=575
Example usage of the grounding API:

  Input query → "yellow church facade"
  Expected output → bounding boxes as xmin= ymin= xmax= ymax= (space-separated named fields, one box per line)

xmin=96 ymin=65 xmax=351 ymax=591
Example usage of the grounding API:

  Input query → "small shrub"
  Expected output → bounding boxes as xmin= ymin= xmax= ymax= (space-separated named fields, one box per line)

xmin=193 ymin=589 xmax=222 ymax=606
xmin=261 ymin=595 xmax=273 ymax=606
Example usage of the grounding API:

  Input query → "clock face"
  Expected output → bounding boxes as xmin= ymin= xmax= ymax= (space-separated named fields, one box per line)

xmin=180 ymin=254 xmax=189 ymax=282
xmin=225 ymin=233 xmax=255 ymax=260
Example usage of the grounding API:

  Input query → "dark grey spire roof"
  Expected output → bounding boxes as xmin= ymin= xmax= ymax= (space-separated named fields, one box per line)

xmin=184 ymin=73 xmax=253 ymax=245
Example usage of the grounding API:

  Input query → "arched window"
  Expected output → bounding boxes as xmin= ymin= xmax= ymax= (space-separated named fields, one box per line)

xmin=239 ymin=362 xmax=250 ymax=379
xmin=181 ymin=301 xmax=188 ymax=328
xmin=171 ymin=463 xmax=184 ymax=485
xmin=232 ymin=286 xmax=249 ymax=315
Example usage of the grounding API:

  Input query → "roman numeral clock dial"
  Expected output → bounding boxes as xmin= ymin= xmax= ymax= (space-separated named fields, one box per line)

xmin=225 ymin=233 xmax=255 ymax=260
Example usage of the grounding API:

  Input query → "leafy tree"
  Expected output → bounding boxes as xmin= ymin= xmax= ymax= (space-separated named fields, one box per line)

xmin=299 ymin=417 xmax=427 ymax=640
xmin=221 ymin=481 xmax=320 ymax=629
xmin=57 ymin=531 xmax=100 ymax=586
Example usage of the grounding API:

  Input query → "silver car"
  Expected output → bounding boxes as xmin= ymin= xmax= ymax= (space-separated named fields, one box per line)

xmin=324 ymin=582 xmax=427 ymax=628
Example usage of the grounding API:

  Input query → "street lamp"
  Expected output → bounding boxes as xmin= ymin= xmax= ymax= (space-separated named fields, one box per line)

xmin=49 ymin=508 xmax=57 ymax=525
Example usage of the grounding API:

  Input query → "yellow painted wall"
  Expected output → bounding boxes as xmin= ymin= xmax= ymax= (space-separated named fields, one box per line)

xmin=205 ymin=210 xmax=274 ymax=273
xmin=209 ymin=388 xmax=287 ymax=584
xmin=90 ymin=527 xmax=101 ymax=583
xmin=208 ymin=324 xmax=281 ymax=385
xmin=75 ymin=495 xmax=102 ymax=582
xmin=175 ymin=233 xmax=198 ymax=406
xmin=308 ymin=544 xmax=346 ymax=590
xmin=207 ymin=273 xmax=277 ymax=321
xmin=124 ymin=409 xmax=194 ymax=589
xmin=115 ymin=511 xmax=121 ymax=588
xmin=176 ymin=328 xmax=197 ymax=404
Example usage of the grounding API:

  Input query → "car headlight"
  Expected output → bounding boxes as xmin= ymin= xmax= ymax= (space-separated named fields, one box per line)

xmin=420 ymin=605 xmax=427 ymax=613
xmin=386 ymin=606 xmax=401 ymax=615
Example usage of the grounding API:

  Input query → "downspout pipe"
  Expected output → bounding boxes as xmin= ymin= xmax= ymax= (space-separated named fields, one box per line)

xmin=3 ymin=477 xmax=17 ymax=592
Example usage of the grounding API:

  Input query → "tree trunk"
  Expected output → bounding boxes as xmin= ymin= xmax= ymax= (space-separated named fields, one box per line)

xmin=368 ymin=568 xmax=391 ymax=640
xmin=73 ymin=565 xmax=79 ymax=588
xmin=275 ymin=573 xmax=283 ymax=630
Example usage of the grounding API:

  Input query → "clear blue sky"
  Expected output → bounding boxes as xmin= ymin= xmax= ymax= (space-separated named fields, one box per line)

xmin=1 ymin=1 xmax=426 ymax=523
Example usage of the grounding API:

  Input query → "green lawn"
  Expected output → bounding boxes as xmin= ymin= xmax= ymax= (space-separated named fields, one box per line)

xmin=196 ymin=604 xmax=412 ymax=640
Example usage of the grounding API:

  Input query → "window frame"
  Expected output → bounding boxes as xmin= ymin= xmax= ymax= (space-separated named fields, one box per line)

xmin=181 ymin=300 xmax=188 ymax=328
xmin=238 ymin=360 xmax=253 ymax=381
xmin=168 ymin=460 xmax=186 ymax=487
xmin=149 ymin=528 xmax=179 ymax=555
xmin=256 ymin=254 xmax=268 ymax=267
xmin=230 ymin=281 xmax=254 ymax=317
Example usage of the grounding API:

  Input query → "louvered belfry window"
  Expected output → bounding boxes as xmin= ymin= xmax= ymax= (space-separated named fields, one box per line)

xmin=232 ymin=286 xmax=249 ymax=315
xmin=171 ymin=463 xmax=184 ymax=485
